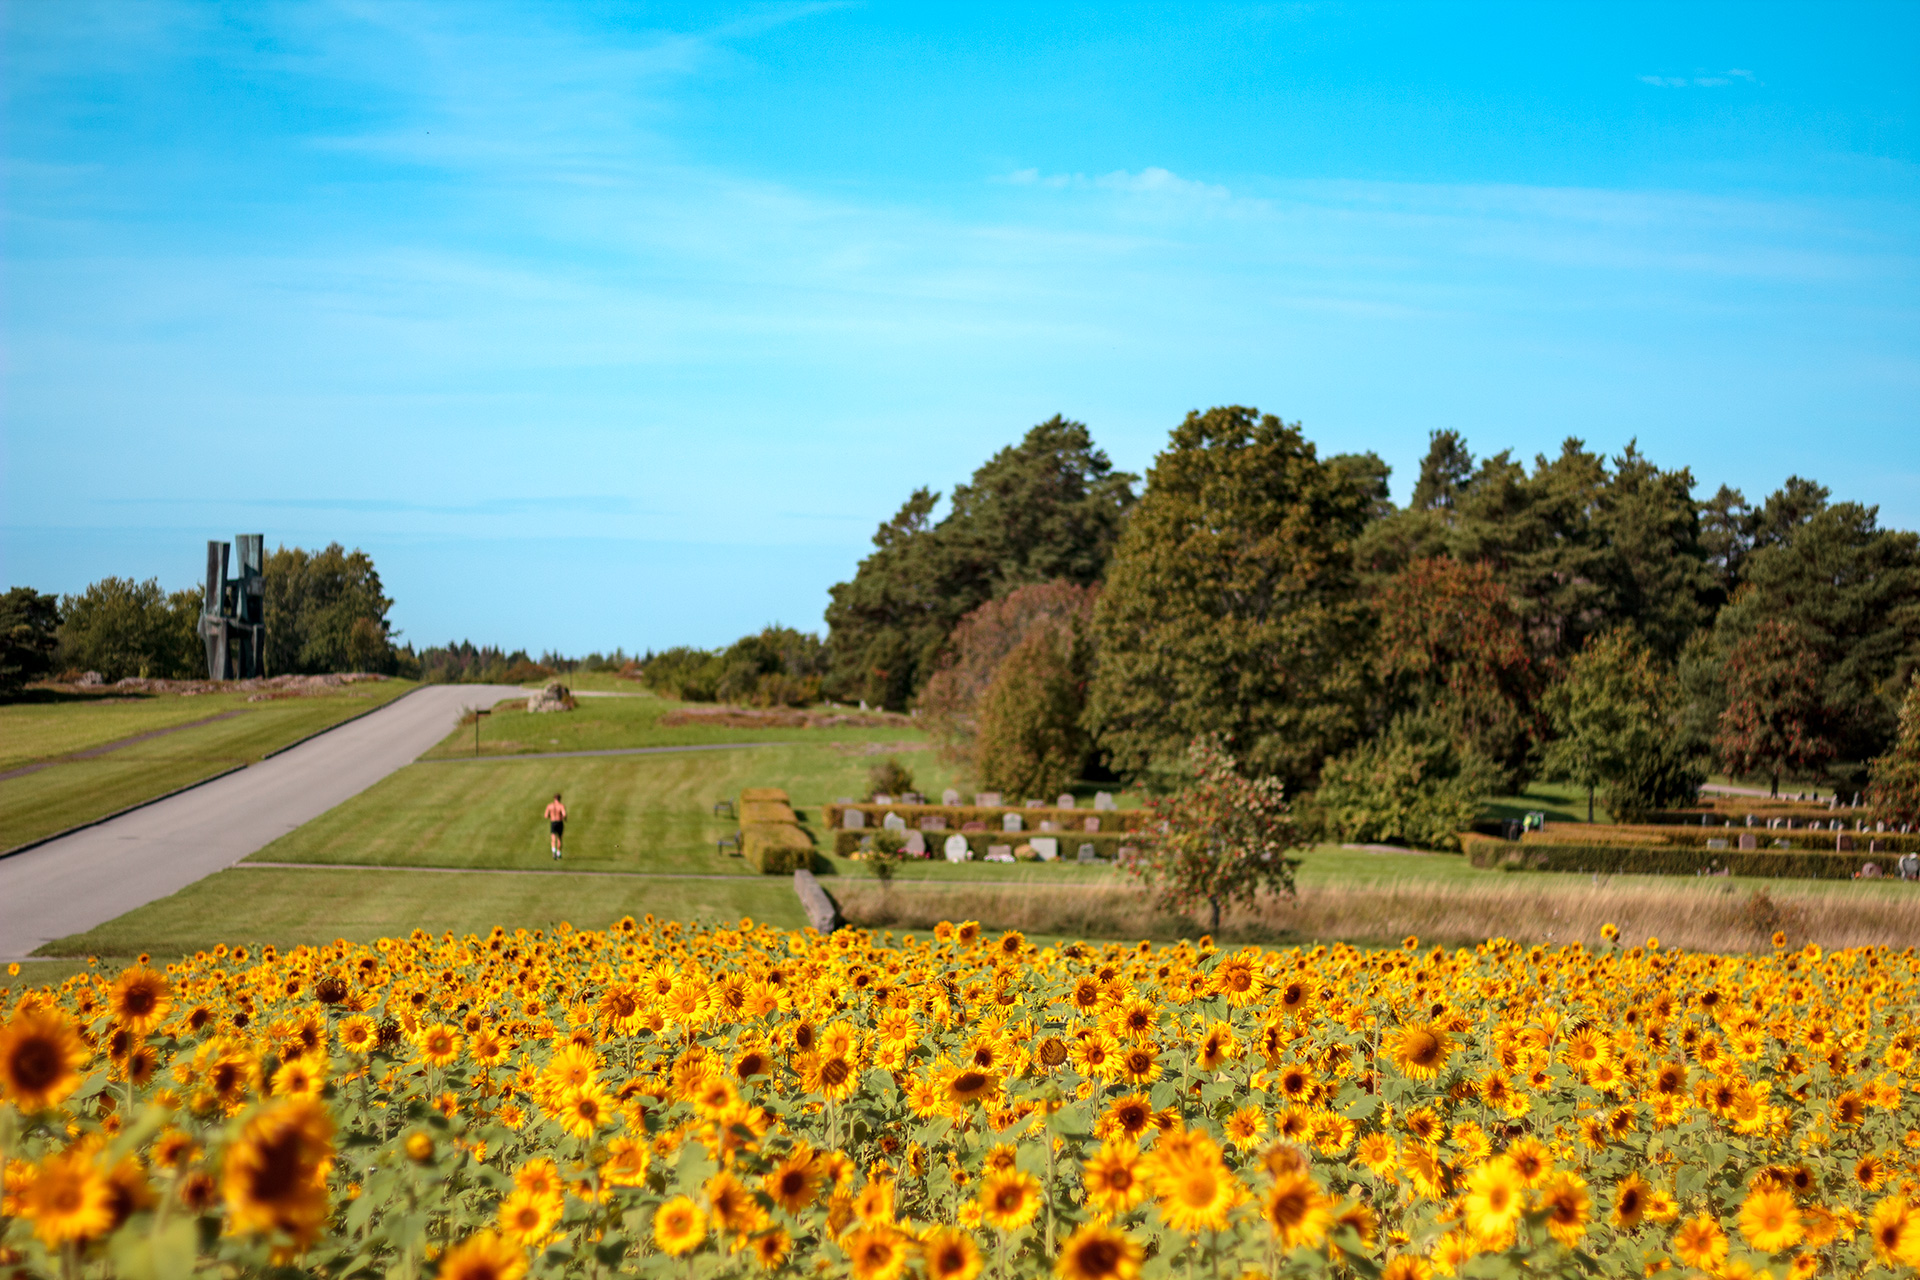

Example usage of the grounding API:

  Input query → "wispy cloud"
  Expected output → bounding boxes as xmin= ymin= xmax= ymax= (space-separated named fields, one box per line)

xmin=1639 ymin=68 xmax=1760 ymax=88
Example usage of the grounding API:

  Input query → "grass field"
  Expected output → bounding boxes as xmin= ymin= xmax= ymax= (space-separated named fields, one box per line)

xmin=0 ymin=680 xmax=415 ymax=850
xmin=418 ymin=687 xmax=932 ymax=759
xmin=37 ymin=865 xmax=808 ymax=958
xmin=24 ymin=686 xmax=1913 ymax=968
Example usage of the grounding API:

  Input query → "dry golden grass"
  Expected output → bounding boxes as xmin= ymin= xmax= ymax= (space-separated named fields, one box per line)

xmin=836 ymin=875 xmax=1920 ymax=952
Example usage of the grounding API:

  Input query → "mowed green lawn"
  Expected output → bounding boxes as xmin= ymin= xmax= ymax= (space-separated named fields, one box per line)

xmin=419 ymin=689 xmax=932 ymax=759
xmin=0 ymin=681 xmax=415 ymax=850
xmin=37 ymin=867 xmax=808 ymax=958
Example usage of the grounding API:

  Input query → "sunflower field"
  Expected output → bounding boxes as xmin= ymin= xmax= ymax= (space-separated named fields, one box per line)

xmin=4 ymin=919 xmax=1920 ymax=1280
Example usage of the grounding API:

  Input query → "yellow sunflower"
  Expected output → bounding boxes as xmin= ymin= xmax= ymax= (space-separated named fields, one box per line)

xmin=844 ymin=1225 xmax=910 ymax=1280
xmin=978 ymin=1168 xmax=1043 ymax=1232
xmin=497 ymin=1186 xmax=561 ymax=1248
xmin=437 ymin=1229 xmax=528 ymax=1280
xmin=108 ymin=966 xmax=172 ymax=1034
xmin=1462 ymin=1158 xmax=1526 ymax=1244
xmin=654 ymin=1194 xmax=707 ymax=1257
xmin=1388 ymin=1023 xmax=1453 ymax=1081
xmin=1739 ymin=1185 xmax=1803 ymax=1254
xmin=1261 ymin=1171 xmax=1330 ymax=1250
xmin=22 ymin=1146 xmax=112 ymax=1247
xmin=922 ymin=1226 xmax=983 ymax=1280
xmin=1054 ymin=1221 xmax=1143 ymax=1280
xmin=0 ymin=1006 xmax=91 ymax=1112
xmin=1082 ymin=1140 xmax=1148 ymax=1218
xmin=222 ymin=1098 xmax=335 ymax=1252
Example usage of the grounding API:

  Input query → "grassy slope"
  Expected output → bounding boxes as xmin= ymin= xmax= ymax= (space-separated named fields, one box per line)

xmin=417 ymin=690 xmax=932 ymax=759
xmin=0 ymin=681 xmax=416 ymax=850
xmin=38 ymin=867 xmax=807 ymax=958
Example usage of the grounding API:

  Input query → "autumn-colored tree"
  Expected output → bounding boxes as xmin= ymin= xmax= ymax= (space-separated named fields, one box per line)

xmin=1128 ymin=736 xmax=1303 ymax=934
xmin=1376 ymin=556 xmax=1542 ymax=787
xmin=1714 ymin=619 xmax=1836 ymax=797
xmin=1866 ymin=680 xmax=1920 ymax=828
xmin=972 ymin=625 xmax=1090 ymax=800
xmin=918 ymin=581 xmax=1098 ymax=766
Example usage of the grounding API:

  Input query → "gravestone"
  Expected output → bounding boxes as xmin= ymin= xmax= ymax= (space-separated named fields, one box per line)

xmin=1837 ymin=834 xmax=1854 ymax=852
xmin=944 ymin=835 xmax=971 ymax=863
xmin=883 ymin=812 xmax=907 ymax=832
xmin=1738 ymin=833 xmax=1757 ymax=851
xmin=1094 ymin=793 xmax=1117 ymax=812
xmin=1861 ymin=862 xmax=1883 ymax=878
xmin=974 ymin=793 xmax=1002 ymax=808
xmin=919 ymin=816 xmax=948 ymax=832
xmin=873 ymin=794 xmax=893 ymax=805
xmin=1076 ymin=843 xmax=1098 ymax=862
xmin=842 ymin=809 xmax=866 ymax=831
xmin=961 ymin=821 xmax=987 ymax=833
xmin=905 ymin=831 xmax=926 ymax=856
xmin=1025 ymin=799 xmax=1047 ymax=809
xmin=1083 ymin=817 xmax=1101 ymax=832
xmin=1039 ymin=820 xmax=1057 ymax=832
xmin=1707 ymin=838 xmax=1728 ymax=850
xmin=1117 ymin=845 xmax=1139 ymax=861
xmin=986 ymin=845 xmax=1014 ymax=862
xmin=942 ymin=788 xmax=961 ymax=806
xmin=1002 ymin=813 xmax=1023 ymax=833
xmin=1031 ymin=837 xmax=1058 ymax=861
xmin=1057 ymin=794 xmax=1076 ymax=809
xmin=902 ymin=792 xmax=924 ymax=805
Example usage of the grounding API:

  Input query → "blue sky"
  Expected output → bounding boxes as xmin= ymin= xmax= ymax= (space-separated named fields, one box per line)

xmin=4 ymin=0 xmax=1916 ymax=654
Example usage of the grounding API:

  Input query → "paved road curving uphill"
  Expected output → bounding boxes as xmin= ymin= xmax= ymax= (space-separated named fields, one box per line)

xmin=0 ymin=684 xmax=524 ymax=960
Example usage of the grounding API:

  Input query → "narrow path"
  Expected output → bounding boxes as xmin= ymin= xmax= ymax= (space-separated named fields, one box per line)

xmin=0 ymin=684 xmax=523 ymax=959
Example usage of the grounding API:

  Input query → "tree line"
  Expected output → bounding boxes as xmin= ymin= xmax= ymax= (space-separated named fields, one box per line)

xmin=810 ymin=409 xmax=1920 ymax=837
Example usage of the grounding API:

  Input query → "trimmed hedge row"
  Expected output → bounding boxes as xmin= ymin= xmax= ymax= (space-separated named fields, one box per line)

xmin=823 ymin=801 xmax=1147 ymax=834
xmin=744 ymin=822 xmax=814 ymax=874
xmin=1521 ymin=821 xmax=1918 ymax=856
xmin=1462 ymin=832 xmax=1894 ymax=880
xmin=736 ymin=786 xmax=815 ymax=874
xmin=831 ymin=829 xmax=1140 ymax=861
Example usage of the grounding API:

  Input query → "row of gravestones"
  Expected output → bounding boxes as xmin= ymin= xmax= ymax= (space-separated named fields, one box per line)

xmin=870 ymin=831 xmax=1105 ymax=863
xmin=845 ymin=808 xmax=1108 ymax=834
xmin=867 ymin=789 xmax=1119 ymax=811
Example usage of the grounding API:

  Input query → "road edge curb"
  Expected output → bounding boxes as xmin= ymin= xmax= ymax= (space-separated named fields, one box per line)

xmin=0 ymin=683 xmax=423 ymax=862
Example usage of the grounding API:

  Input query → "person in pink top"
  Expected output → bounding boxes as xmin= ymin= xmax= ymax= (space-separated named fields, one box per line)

xmin=545 ymin=793 xmax=567 ymax=860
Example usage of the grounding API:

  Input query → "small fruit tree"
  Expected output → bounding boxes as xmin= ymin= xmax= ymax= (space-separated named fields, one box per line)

xmin=1128 ymin=735 xmax=1303 ymax=934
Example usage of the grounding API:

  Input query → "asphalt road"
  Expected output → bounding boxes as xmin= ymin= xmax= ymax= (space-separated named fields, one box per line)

xmin=0 ymin=683 xmax=523 ymax=960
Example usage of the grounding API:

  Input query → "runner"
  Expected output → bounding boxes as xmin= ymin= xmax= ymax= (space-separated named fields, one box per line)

xmin=545 ymin=792 xmax=567 ymax=860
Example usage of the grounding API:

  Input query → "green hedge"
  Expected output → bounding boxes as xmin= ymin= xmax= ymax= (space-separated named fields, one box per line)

xmin=743 ymin=822 xmax=814 ymax=875
xmin=742 ymin=800 xmax=798 ymax=825
xmin=825 ymin=802 xmax=1146 ymax=835
xmin=832 ymin=829 xmax=1141 ymax=861
xmin=1462 ymin=833 xmax=1890 ymax=880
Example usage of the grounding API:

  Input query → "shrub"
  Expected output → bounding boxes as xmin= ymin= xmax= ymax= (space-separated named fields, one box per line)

xmin=0 ymin=587 xmax=60 ymax=695
xmin=1311 ymin=714 xmax=1498 ymax=851
xmin=742 ymin=822 xmax=813 ymax=874
xmin=1462 ymin=832 xmax=1884 ymax=879
xmin=867 ymin=757 xmax=915 ymax=798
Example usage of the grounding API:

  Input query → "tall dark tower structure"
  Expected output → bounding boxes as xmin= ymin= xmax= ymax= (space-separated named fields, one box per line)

xmin=199 ymin=534 xmax=266 ymax=679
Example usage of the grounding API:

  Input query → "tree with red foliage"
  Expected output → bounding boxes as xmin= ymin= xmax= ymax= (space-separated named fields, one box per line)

xmin=1128 ymin=736 xmax=1302 ymax=934
xmin=1714 ymin=618 xmax=1835 ymax=796
xmin=1376 ymin=556 xmax=1542 ymax=785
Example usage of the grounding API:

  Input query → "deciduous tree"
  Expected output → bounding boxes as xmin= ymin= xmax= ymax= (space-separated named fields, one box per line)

xmin=1543 ymin=629 xmax=1700 ymax=822
xmin=918 ymin=581 xmax=1097 ymax=766
xmin=1867 ymin=679 xmax=1920 ymax=828
xmin=1714 ymin=619 xmax=1836 ymax=796
xmin=1128 ymin=736 xmax=1302 ymax=934
xmin=972 ymin=625 xmax=1090 ymax=800
xmin=0 ymin=588 xmax=61 ymax=695
xmin=824 ymin=418 xmax=1135 ymax=708
xmin=1086 ymin=406 xmax=1374 ymax=792
xmin=1375 ymin=556 xmax=1541 ymax=787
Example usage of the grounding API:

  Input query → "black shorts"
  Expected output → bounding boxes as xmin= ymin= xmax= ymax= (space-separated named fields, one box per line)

xmin=550 ymin=820 xmax=564 ymax=837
